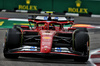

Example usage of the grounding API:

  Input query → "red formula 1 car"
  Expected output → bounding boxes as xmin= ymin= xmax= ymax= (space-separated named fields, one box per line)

xmin=3 ymin=14 xmax=90 ymax=62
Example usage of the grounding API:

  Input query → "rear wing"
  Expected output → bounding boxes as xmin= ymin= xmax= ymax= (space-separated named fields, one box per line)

xmin=28 ymin=15 xmax=74 ymax=22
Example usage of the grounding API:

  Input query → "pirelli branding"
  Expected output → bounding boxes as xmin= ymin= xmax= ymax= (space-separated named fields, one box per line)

xmin=18 ymin=0 xmax=37 ymax=10
xmin=68 ymin=0 xmax=88 ymax=13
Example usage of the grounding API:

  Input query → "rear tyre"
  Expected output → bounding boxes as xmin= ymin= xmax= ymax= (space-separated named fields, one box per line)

xmin=3 ymin=29 xmax=21 ymax=59
xmin=74 ymin=32 xmax=89 ymax=62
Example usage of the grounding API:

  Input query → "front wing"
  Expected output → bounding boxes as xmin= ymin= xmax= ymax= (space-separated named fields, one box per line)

xmin=5 ymin=46 xmax=87 ymax=57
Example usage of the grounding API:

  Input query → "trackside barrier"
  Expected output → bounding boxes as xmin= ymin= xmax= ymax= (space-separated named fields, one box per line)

xmin=0 ymin=0 xmax=100 ymax=15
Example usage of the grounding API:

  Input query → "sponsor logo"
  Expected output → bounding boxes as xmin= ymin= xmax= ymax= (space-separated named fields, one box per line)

xmin=26 ymin=0 xmax=30 ymax=4
xmin=22 ymin=46 xmax=37 ymax=51
xmin=18 ymin=5 xmax=37 ymax=10
xmin=18 ymin=0 xmax=37 ymax=10
xmin=68 ymin=0 xmax=88 ymax=13
xmin=55 ymin=47 xmax=70 ymax=53
xmin=42 ymin=42 xmax=51 ymax=44
xmin=42 ymin=33 xmax=53 ymax=35
xmin=76 ymin=0 xmax=81 ymax=7
xmin=43 ymin=37 xmax=51 ymax=39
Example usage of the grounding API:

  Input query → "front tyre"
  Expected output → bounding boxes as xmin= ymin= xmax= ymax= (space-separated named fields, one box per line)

xmin=3 ymin=29 xmax=21 ymax=59
xmin=3 ymin=47 xmax=19 ymax=59
xmin=74 ymin=32 xmax=89 ymax=62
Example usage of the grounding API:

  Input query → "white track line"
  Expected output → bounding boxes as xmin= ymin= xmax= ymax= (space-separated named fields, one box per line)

xmin=65 ymin=13 xmax=79 ymax=16
xmin=8 ymin=18 xmax=28 ymax=22
xmin=91 ymin=15 xmax=100 ymax=18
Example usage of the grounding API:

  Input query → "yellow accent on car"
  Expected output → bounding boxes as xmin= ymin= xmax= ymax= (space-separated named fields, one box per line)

xmin=45 ymin=49 xmax=47 ymax=51
xmin=43 ymin=37 xmax=51 ymax=39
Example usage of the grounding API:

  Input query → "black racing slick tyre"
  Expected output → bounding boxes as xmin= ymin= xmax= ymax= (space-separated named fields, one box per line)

xmin=3 ymin=47 xmax=19 ymax=59
xmin=5 ymin=29 xmax=21 ymax=48
xmin=3 ymin=29 xmax=21 ymax=59
xmin=74 ymin=32 xmax=89 ymax=62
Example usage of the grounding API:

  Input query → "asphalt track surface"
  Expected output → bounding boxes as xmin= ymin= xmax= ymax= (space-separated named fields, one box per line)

xmin=0 ymin=12 xmax=100 ymax=66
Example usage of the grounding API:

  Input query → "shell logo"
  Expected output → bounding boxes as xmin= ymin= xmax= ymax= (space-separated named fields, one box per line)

xmin=26 ymin=0 xmax=31 ymax=4
xmin=43 ymin=37 xmax=51 ymax=39
xmin=75 ymin=0 xmax=81 ymax=7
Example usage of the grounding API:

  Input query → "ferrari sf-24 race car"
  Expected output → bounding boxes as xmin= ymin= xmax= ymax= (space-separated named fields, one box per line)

xmin=3 ymin=14 xmax=90 ymax=62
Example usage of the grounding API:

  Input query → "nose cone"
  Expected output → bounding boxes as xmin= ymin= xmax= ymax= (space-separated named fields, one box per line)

xmin=41 ymin=46 xmax=51 ymax=53
xmin=40 ymin=36 xmax=53 ymax=53
xmin=39 ymin=30 xmax=56 ymax=53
